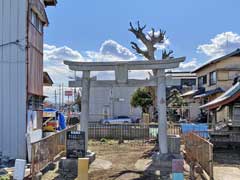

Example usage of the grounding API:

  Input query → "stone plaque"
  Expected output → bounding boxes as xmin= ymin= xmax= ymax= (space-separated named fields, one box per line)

xmin=67 ymin=131 xmax=86 ymax=158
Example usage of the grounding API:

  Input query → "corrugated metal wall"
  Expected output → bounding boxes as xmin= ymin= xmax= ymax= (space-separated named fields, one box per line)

xmin=0 ymin=0 xmax=27 ymax=159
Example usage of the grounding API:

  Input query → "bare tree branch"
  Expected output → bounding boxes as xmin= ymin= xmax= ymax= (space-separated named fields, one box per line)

xmin=129 ymin=21 xmax=150 ymax=48
xmin=130 ymin=42 xmax=151 ymax=59
xmin=129 ymin=21 xmax=157 ymax=60
xmin=129 ymin=21 xmax=171 ymax=62
xmin=149 ymin=29 xmax=166 ymax=44
xmin=162 ymin=49 xmax=174 ymax=60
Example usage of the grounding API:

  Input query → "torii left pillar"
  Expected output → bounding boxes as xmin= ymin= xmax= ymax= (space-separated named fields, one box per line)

xmin=157 ymin=69 xmax=168 ymax=154
xmin=81 ymin=71 xmax=90 ymax=151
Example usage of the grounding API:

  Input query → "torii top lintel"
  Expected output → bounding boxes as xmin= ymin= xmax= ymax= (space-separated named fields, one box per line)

xmin=64 ymin=57 xmax=185 ymax=71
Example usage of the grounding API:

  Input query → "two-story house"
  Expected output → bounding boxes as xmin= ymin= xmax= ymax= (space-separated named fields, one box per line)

xmin=193 ymin=50 xmax=240 ymax=101
xmin=0 ymin=0 xmax=56 ymax=159
xmin=182 ymin=49 xmax=240 ymax=125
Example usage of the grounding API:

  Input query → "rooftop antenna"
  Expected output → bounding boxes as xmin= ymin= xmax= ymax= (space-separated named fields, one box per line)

xmin=226 ymin=32 xmax=229 ymax=49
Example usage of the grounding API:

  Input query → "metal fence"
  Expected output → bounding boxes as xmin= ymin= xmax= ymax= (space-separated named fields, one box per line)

xmin=184 ymin=132 xmax=214 ymax=180
xmin=31 ymin=125 xmax=78 ymax=176
xmin=210 ymin=131 xmax=240 ymax=145
xmin=167 ymin=123 xmax=182 ymax=135
xmin=88 ymin=123 xmax=150 ymax=140
xmin=88 ymin=122 xmax=182 ymax=141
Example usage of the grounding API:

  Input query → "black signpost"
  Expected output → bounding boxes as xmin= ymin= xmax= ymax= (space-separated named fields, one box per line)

xmin=66 ymin=131 xmax=86 ymax=158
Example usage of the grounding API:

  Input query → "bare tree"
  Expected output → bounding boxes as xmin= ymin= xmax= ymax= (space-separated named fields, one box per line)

xmin=129 ymin=21 xmax=173 ymax=119
xmin=129 ymin=21 xmax=173 ymax=65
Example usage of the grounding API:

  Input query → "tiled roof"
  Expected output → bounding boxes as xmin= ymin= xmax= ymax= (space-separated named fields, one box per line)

xmin=200 ymin=82 xmax=240 ymax=109
xmin=194 ymin=87 xmax=224 ymax=99
xmin=193 ymin=48 xmax=240 ymax=73
xmin=181 ymin=90 xmax=198 ymax=97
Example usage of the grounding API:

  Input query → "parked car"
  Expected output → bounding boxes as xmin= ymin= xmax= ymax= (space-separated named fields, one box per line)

xmin=131 ymin=117 xmax=141 ymax=123
xmin=100 ymin=116 xmax=132 ymax=124
xmin=178 ymin=118 xmax=188 ymax=123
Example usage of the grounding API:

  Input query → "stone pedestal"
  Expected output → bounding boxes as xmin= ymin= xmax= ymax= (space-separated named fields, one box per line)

xmin=59 ymin=151 xmax=96 ymax=179
xmin=152 ymin=152 xmax=183 ymax=177
xmin=59 ymin=158 xmax=78 ymax=179
xmin=168 ymin=135 xmax=181 ymax=154
xmin=152 ymin=135 xmax=182 ymax=178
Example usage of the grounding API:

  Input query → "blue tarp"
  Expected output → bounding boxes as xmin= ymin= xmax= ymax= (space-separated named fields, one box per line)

xmin=181 ymin=123 xmax=209 ymax=138
xmin=43 ymin=108 xmax=66 ymax=130
xmin=58 ymin=113 xmax=66 ymax=130
xmin=43 ymin=108 xmax=57 ymax=112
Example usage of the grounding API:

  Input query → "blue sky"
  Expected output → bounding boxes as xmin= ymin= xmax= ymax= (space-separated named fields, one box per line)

xmin=43 ymin=0 xmax=240 ymax=100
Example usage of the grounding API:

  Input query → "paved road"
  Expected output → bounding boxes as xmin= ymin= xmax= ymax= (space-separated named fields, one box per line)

xmin=214 ymin=166 xmax=240 ymax=180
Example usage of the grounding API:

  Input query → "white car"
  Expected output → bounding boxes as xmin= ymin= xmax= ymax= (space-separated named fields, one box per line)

xmin=100 ymin=116 xmax=132 ymax=124
xmin=179 ymin=118 xmax=188 ymax=123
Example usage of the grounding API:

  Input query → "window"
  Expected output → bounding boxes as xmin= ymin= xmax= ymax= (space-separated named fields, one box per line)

xmin=209 ymin=71 xmax=217 ymax=85
xmin=31 ymin=11 xmax=37 ymax=26
xmin=28 ymin=95 xmax=44 ymax=110
xmin=38 ymin=20 xmax=43 ymax=33
xmin=198 ymin=75 xmax=207 ymax=88
xmin=181 ymin=79 xmax=196 ymax=87
xmin=31 ymin=10 xmax=43 ymax=33
xmin=233 ymin=106 xmax=240 ymax=122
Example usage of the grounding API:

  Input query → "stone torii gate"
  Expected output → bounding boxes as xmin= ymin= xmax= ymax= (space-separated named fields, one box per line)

xmin=64 ymin=57 xmax=185 ymax=154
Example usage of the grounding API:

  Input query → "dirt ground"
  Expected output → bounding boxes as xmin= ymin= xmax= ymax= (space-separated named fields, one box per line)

xmin=42 ymin=140 xmax=240 ymax=180
xmin=88 ymin=140 xmax=157 ymax=180
xmin=42 ymin=140 xmax=158 ymax=180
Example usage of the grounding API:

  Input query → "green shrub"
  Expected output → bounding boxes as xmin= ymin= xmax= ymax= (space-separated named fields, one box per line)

xmin=100 ymin=138 xmax=108 ymax=143
xmin=0 ymin=175 xmax=10 ymax=180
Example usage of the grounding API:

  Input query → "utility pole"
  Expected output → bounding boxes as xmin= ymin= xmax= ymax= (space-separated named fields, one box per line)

xmin=72 ymin=88 xmax=74 ymax=103
xmin=74 ymin=71 xmax=77 ymax=100
xmin=62 ymin=83 xmax=64 ymax=111
xmin=59 ymin=84 xmax=61 ymax=110
xmin=54 ymin=89 xmax=57 ymax=108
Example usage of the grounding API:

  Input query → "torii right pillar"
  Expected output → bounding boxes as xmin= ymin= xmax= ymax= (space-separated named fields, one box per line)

xmin=157 ymin=69 xmax=168 ymax=154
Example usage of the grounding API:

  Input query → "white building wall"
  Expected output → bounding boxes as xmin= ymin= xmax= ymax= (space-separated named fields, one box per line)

xmin=0 ymin=0 xmax=27 ymax=159
xmin=89 ymin=87 xmax=142 ymax=121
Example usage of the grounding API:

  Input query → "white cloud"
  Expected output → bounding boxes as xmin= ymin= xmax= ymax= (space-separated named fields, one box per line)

xmin=43 ymin=40 xmax=138 ymax=88
xmin=44 ymin=40 xmax=137 ymax=86
xmin=86 ymin=40 xmax=136 ymax=61
xmin=154 ymin=38 xmax=170 ymax=50
xmin=44 ymin=44 xmax=84 ymax=62
xmin=43 ymin=44 xmax=85 ymax=102
xmin=197 ymin=32 xmax=240 ymax=58
xmin=177 ymin=58 xmax=199 ymax=71
xmin=43 ymin=44 xmax=83 ymax=86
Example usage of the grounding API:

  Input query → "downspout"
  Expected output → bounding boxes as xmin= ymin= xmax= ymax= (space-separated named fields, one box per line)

xmin=25 ymin=0 xmax=30 ymax=160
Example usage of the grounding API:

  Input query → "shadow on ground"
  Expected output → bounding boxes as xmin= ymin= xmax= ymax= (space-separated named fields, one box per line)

xmin=214 ymin=148 xmax=240 ymax=166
